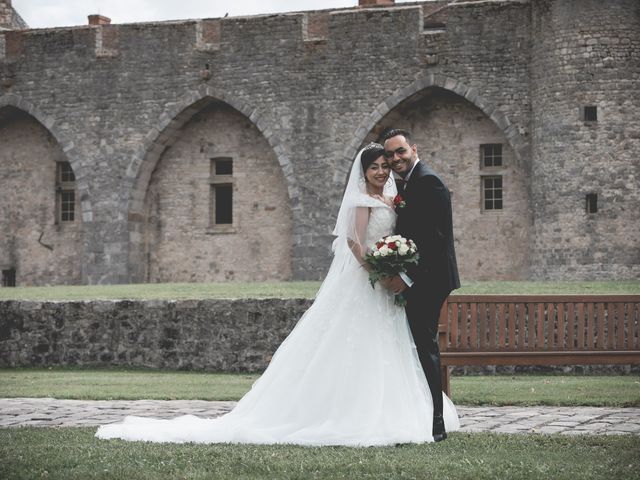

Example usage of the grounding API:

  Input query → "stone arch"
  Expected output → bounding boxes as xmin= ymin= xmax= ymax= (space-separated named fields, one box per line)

xmin=123 ymin=85 xmax=299 ymax=219
xmin=124 ymin=87 xmax=296 ymax=282
xmin=340 ymin=74 xmax=528 ymax=181
xmin=342 ymin=77 xmax=531 ymax=280
xmin=0 ymin=97 xmax=86 ymax=285
xmin=0 ymin=94 xmax=92 ymax=221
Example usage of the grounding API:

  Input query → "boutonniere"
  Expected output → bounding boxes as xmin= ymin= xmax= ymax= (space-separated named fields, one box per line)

xmin=393 ymin=194 xmax=406 ymax=211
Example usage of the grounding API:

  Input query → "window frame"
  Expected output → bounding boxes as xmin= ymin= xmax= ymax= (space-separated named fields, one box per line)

xmin=55 ymin=161 xmax=76 ymax=224
xmin=480 ymin=143 xmax=503 ymax=169
xmin=481 ymin=175 xmax=503 ymax=212
xmin=208 ymin=156 xmax=235 ymax=233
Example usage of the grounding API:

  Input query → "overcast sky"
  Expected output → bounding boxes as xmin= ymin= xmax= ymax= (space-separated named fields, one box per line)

xmin=13 ymin=0 xmax=416 ymax=29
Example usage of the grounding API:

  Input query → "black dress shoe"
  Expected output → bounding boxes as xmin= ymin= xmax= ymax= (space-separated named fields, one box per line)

xmin=433 ymin=432 xmax=447 ymax=442
xmin=432 ymin=414 xmax=447 ymax=442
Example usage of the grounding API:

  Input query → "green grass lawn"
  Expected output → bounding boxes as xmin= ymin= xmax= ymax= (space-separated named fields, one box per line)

xmin=0 ymin=428 xmax=638 ymax=480
xmin=0 ymin=280 xmax=638 ymax=301
xmin=1 ymin=369 xmax=639 ymax=407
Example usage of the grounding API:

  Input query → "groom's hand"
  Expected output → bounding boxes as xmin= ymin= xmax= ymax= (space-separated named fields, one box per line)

xmin=388 ymin=275 xmax=408 ymax=295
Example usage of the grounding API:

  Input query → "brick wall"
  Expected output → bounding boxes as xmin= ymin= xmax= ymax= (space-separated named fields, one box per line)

xmin=0 ymin=0 xmax=638 ymax=285
xmin=529 ymin=0 xmax=640 ymax=279
xmin=0 ymin=108 xmax=82 ymax=285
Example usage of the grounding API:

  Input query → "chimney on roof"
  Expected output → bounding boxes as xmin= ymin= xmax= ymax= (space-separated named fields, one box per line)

xmin=88 ymin=14 xmax=111 ymax=26
xmin=359 ymin=0 xmax=395 ymax=6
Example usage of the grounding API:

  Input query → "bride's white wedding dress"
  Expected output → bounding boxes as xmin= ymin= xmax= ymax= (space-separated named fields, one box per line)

xmin=95 ymin=203 xmax=460 ymax=446
xmin=97 ymin=145 xmax=459 ymax=446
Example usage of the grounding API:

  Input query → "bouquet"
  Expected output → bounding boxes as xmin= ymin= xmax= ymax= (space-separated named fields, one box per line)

xmin=364 ymin=235 xmax=419 ymax=306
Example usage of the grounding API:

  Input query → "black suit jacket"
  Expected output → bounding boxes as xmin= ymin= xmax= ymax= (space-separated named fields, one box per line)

xmin=395 ymin=161 xmax=460 ymax=297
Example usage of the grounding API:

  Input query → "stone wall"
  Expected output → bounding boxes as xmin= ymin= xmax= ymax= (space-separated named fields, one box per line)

xmin=0 ymin=299 xmax=636 ymax=374
xmin=0 ymin=299 xmax=313 ymax=371
xmin=365 ymin=88 xmax=531 ymax=280
xmin=529 ymin=0 xmax=640 ymax=279
xmin=0 ymin=108 xmax=83 ymax=285
xmin=141 ymin=101 xmax=293 ymax=283
xmin=0 ymin=0 xmax=638 ymax=285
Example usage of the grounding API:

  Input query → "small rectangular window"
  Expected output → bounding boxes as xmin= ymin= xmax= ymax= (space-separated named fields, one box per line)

xmin=586 ymin=193 xmax=598 ymax=214
xmin=482 ymin=176 xmax=503 ymax=211
xmin=423 ymin=21 xmax=446 ymax=33
xmin=215 ymin=159 xmax=233 ymax=176
xmin=210 ymin=157 xmax=234 ymax=229
xmin=481 ymin=144 xmax=503 ymax=168
xmin=60 ymin=191 xmax=75 ymax=221
xmin=56 ymin=162 xmax=76 ymax=223
xmin=2 ymin=268 xmax=16 ymax=287
xmin=583 ymin=106 xmax=598 ymax=122
xmin=214 ymin=185 xmax=233 ymax=224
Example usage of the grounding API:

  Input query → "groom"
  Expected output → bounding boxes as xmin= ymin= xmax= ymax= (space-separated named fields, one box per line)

xmin=381 ymin=129 xmax=460 ymax=442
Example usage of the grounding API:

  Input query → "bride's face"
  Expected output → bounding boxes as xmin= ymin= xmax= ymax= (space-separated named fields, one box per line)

xmin=365 ymin=156 xmax=391 ymax=189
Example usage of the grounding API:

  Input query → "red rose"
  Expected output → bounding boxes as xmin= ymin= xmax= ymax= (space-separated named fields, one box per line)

xmin=393 ymin=195 xmax=406 ymax=209
xmin=388 ymin=242 xmax=398 ymax=251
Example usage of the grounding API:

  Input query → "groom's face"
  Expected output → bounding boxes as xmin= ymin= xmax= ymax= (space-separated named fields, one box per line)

xmin=384 ymin=135 xmax=417 ymax=177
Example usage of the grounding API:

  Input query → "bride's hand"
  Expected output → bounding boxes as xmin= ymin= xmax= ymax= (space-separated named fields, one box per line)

xmin=387 ymin=275 xmax=408 ymax=295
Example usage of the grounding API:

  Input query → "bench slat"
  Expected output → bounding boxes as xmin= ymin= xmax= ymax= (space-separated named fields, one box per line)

xmin=517 ymin=303 xmax=525 ymax=350
xmin=567 ymin=303 xmax=575 ymax=350
xmin=633 ymin=302 xmax=639 ymax=350
xmin=478 ymin=303 xmax=487 ymax=350
xmin=460 ymin=303 xmax=468 ymax=349
xmin=508 ymin=304 xmax=516 ymax=349
xmin=577 ymin=303 xmax=585 ymax=350
xmin=449 ymin=302 xmax=457 ymax=349
xmin=489 ymin=303 xmax=497 ymax=350
xmin=470 ymin=303 xmax=477 ymax=350
xmin=537 ymin=303 xmax=545 ymax=350
xmin=607 ymin=303 xmax=616 ymax=349
xmin=597 ymin=303 xmax=605 ymax=349
xmin=617 ymin=303 xmax=625 ymax=349
xmin=527 ymin=302 xmax=535 ymax=351
xmin=587 ymin=303 xmax=595 ymax=350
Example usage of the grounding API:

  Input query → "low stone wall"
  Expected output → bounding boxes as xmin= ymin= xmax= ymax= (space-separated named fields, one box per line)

xmin=0 ymin=299 xmax=312 ymax=371
xmin=0 ymin=299 xmax=636 ymax=373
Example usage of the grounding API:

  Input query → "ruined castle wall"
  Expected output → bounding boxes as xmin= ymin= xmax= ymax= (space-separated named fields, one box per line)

xmin=0 ymin=0 xmax=637 ymax=284
xmin=0 ymin=109 xmax=83 ymax=285
xmin=369 ymin=89 xmax=531 ymax=280
xmin=143 ymin=102 xmax=293 ymax=283
xmin=529 ymin=0 xmax=640 ymax=280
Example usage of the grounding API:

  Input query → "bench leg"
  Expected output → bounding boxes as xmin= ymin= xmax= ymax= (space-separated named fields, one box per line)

xmin=441 ymin=364 xmax=451 ymax=397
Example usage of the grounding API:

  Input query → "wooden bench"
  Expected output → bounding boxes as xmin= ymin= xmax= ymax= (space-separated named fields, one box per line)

xmin=437 ymin=295 xmax=640 ymax=396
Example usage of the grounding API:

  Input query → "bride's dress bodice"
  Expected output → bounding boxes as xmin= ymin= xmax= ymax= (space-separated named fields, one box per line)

xmin=364 ymin=204 xmax=396 ymax=248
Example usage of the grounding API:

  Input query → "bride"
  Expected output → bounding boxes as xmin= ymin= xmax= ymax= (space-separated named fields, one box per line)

xmin=96 ymin=143 xmax=459 ymax=446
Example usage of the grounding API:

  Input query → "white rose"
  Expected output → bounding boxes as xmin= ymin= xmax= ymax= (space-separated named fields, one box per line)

xmin=398 ymin=244 xmax=409 ymax=255
xmin=380 ymin=246 xmax=390 ymax=256
xmin=373 ymin=251 xmax=381 ymax=257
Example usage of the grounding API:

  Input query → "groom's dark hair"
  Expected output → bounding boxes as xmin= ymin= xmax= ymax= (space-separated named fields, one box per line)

xmin=381 ymin=128 xmax=413 ymax=144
